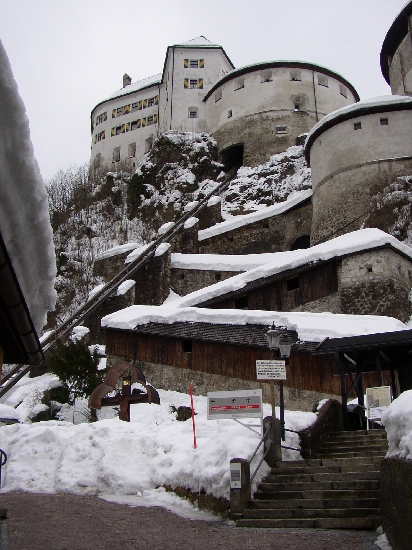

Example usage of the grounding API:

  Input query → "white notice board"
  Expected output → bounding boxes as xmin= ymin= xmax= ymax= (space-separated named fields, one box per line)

xmin=207 ymin=389 xmax=262 ymax=419
xmin=366 ymin=386 xmax=392 ymax=420
xmin=256 ymin=360 xmax=287 ymax=380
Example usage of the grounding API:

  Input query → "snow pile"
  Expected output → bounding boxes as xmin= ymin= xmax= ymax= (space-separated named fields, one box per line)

xmin=0 ymin=386 xmax=316 ymax=502
xmin=220 ymin=145 xmax=311 ymax=216
xmin=0 ymin=40 xmax=56 ymax=331
xmin=116 ymin=280 xmax=135 ymax=296
xmin=382 ymin=390 xmax=412 ymax=459
xmin=171 ymin=252 xmax=284 ymax=272
xmin=102 ymin=305 xmax=407 ymax=343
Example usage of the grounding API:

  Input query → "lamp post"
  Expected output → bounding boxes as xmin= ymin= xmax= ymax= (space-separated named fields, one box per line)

xmin=265 ymin=325 xmax=293 ymax=441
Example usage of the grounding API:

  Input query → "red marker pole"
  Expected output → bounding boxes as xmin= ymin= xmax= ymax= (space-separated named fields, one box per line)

xmin=190 ymin=385 xmax=197 ymax=449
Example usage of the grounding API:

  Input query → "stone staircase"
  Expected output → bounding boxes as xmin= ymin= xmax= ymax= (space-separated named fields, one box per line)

xmin=237 ymin=430 xmax=387 ymax=529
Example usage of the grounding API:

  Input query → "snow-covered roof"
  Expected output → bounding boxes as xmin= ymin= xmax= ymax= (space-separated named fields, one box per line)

xmin=204 ymin=60 xmax=359 ymax=102
xmin=101 ymin=304 xmax=407 ymax=343
xmin=199 ymin=190 xmax=312 ymax=241
xmin=92 ymin=74 xmax=162 ymax=113
xmin=305 ymin=95 xmax=412 ymax=161
xmin=0 ymin=40 xmax=56 ymax=334
xmin=174 ymin=228 xmax=412 ymax=308
xmin=171 ymin=252 xmax=284 ymax=272
xmin=174 ymin=36 xmax=220 ymax=47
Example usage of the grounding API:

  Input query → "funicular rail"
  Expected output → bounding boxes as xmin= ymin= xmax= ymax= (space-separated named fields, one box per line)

xmin=0 ymin=169 xmax=238 ymax=398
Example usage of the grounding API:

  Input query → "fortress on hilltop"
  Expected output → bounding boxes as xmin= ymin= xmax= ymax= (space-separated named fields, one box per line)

xmin=85 ymin=4 xmax=412 ymax=410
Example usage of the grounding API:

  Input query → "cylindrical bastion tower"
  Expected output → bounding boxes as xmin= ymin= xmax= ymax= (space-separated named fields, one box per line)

xmin=381 ymin=1 xmax=412 ymax=96
xmin=203 ymin=61 xmax=359 ymax=169
xmin=305 ymin=95 xmax=412 ymax=245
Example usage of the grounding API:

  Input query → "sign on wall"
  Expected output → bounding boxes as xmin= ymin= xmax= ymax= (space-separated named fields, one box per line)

xmin=230 ymin=462 xmax=242 ymax=489
xmin=207 ymin=389 xmax=262 ymax=419
xmin=366 ymin=386 xmax=392 ymax=420
xmin=256 ymin=360 xmax=287 ymax=380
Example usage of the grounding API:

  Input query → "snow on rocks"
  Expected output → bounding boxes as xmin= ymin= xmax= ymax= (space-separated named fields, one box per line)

xmin=183 ymin=217 xmax=199 ymax=230
xmin=116 ymin=280 xmax=136 ymax=295
xmin=94 ymin=242 xmax=140 ymax=261
xmin=382 ymin=389 xmax=412 ymax=459
xmin=155 ymin=243 xmax=171 ymax=257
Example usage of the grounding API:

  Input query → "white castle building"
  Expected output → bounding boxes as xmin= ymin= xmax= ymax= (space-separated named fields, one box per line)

xmin=90 ymin=36 xmax=359 ymax=171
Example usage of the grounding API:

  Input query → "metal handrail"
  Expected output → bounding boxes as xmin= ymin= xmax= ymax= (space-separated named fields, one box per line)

xmin=250 ymin=425 xmax=271 ymax=482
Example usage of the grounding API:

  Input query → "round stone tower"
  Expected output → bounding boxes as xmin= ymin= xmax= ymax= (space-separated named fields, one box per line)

xmin=381 ymin=1 xmax=412 ymax=96
xmin=305 ymin=96 xmax=412 ymax=245
xmin=204 ymin=61 xmax=359 ymax=169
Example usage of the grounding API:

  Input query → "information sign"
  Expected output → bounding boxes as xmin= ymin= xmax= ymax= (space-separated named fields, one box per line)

xmin=366 ymin=386 xmax=392 ymax=420
xmin=256 ymin=360 xmax=287 ymax=380
xmin=207 ymin=389 xmax=262 ymax=420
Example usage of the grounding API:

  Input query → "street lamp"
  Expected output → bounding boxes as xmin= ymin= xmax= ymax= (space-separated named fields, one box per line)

xmin=265 ymin=324 xmax=293 ymax=440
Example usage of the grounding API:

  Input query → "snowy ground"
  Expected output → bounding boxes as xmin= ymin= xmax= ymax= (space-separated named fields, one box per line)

xmin=0 ymin=374 xmax=315 ymax=520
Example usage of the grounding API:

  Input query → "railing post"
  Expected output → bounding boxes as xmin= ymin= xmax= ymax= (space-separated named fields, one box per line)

xmin=263 ymin=415 xmax=282 ymax=466
xmin=229 ymin=458 xmax=250 ymax=519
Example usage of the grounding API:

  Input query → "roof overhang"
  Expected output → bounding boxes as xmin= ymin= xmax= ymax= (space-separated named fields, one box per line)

xmin=0 ymin=231 xmax=43 ymax=365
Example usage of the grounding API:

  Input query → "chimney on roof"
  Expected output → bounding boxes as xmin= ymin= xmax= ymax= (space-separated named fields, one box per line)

xmin=123 ymin=74 xmax=132 ymax=88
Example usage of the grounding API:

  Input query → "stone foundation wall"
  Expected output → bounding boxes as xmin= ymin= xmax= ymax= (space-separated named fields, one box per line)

xmin=199 ymin=199 xmax=312 ymax=255
xmin=111 ymin=358 xmax=339 ymax=412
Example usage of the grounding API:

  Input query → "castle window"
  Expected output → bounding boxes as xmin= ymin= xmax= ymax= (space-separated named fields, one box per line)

xmin=190 ymin=60 xmax=199 ymax=68
xmin=96 ymin=112 xmax=107 ymax=125
xmin=215 ymin=89 xmax=222 ymax=102
xmin=180 ymin=273 xmax=185 ymax=280
xmin=234 ymin=79 xmax=244 ymax=90
xmin=261 ymin=71 xmax=272 ymax=82
xmin=188 ymin=107 xmax=198 ymax=118
xmin=131 ymin=120 xmax=137 ymax=131
xmin=116 ymin=107 xmax=123 ymax=117
xmin=380 ymin=118 xmax=389 ymax=126
xmin=228 ymin=110 xmax=232 ymax=118
xmin=276 ymin=126 xmax=288 ymax=134
xmin=128 ymin=142 xmax=136 ymax=157
xmin=93 ymin=153 xmax=101 ymax=169
xmin=97 ymin=130 xmax=105 ymax=141
xmin=317 ymin=75 xmax=329 ymax=87
xmin=339 ymin=84 xmax=347 ymax=98
xmin=148 ymin=97 xmax=155 ymax=107
xmin=132 ymin=102 xmax=139 ymax=112
xmin=113 ymin=147 xmax=120 ymax=162
xmin=145 ymin=137 xmax=153 ymax=153
xmin=183 ymin=340 xmax=192 ymax=353
xmin=116 ymin=126 xmax=121 ymax=135
xmin=147 ymin=115 xmax=154 ymax=126
xmin=287 ymin=277 xmax=300 ymax=291
xmin=235 ymin=295 xmax=248 ymax=309
xmin=354 ymin=122 xmax=362 ymax=130
xmin=190 ymin=79 xmax=198 ymax=89
xmin=215 ymin=273 xmax=221 ymax=281
xmin=290 ymin=70 xmax=301 ymax=81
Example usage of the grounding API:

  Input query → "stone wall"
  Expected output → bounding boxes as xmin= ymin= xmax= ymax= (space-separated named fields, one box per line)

xmin=199 ymin=199 xmax=312 ymax=255
xmin=387 ymin=16 xmax=412 ymax=96
xmin=133 ymin=246 xmax=171 ymax=305
xmin=118 ymin=358 xmax=339 ymax=412
xmin=171 ymin=268 xmax=242 ymax=296
xmin=380 ymin=457 xmax=412 ymax=550
xmin=339 ymin=249 xmax=412 ymax=323
xmin=93 ymin=249 xmax=134 ymax=281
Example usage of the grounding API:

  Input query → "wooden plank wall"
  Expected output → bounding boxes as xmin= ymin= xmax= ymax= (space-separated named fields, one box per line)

xmin=210 ymin=262 xmax=339 ymax=311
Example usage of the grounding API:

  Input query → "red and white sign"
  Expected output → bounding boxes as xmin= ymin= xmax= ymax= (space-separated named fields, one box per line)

xmin=207 ymin=389 xmax=262 ymax=419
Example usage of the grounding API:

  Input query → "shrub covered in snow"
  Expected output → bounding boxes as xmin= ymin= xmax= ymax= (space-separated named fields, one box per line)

xmin=382 ymin=389 xmax=412 ymax=459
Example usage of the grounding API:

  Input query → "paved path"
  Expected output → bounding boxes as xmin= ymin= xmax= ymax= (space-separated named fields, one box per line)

xmin=0 ymin=493 xmax=378 ymax=550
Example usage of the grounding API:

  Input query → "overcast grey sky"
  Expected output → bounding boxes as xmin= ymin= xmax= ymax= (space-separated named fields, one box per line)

xmin=0 ymin=0 xmax=407 ymax=180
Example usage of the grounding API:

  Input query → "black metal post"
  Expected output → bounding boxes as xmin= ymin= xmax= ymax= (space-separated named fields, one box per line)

xmin=279 ymin=380 xmax=285 ymax=441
